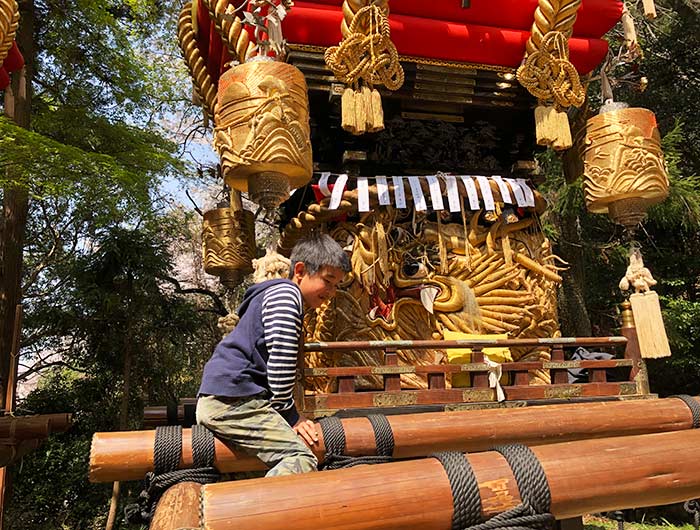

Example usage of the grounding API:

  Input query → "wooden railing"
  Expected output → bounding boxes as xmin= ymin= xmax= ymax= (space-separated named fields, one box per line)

xmin=301 ymin=333 xmax=651 ymax=417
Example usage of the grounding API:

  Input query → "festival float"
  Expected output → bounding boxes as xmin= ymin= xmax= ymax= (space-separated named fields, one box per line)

xmin=86 ymin=0 xmax=700 ymax=528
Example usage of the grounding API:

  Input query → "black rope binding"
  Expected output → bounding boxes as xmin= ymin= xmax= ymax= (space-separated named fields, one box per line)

xmin=430 ymin=451 xmax=482 ymax=530
xmin=468 ymin=444 xmax=555 ymax=530
xmin=318 ymin=415 xmax=395 ymax=470
xmin=124 ymin=425 xmax=219 ymax=524
xmin=685 ymin=499 xmax=700 ymax=530
xmin=431 ymin=445 xmax=555 ymax=530
xmin=671 ymin=395 xmax=700 ymax=429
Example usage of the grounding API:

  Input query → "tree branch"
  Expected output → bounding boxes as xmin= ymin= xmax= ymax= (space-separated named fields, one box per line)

xmin=159 ymin=275 xmax=228 ymax=316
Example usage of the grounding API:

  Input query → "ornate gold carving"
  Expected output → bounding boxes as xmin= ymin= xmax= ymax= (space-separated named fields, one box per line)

xmin=293 ymin=183 xmax=564 ymax=392
xmin=0 ymin=0 xmax=19 ymax=67
xmin=214 ymin=59 xmax=313 ymax=209
xmin=202 ymin=206 xmax=255 ymax=288
xmin=583 ymin=107 xmax=669 ymax=228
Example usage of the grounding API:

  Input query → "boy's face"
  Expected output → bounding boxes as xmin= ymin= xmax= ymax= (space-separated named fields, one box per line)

xmin=292 ymin=263 xmax=345 ymax=309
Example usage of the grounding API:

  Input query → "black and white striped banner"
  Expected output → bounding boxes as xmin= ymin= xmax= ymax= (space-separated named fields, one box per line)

xmin=315 ymin=173 xmax=536 ymax=213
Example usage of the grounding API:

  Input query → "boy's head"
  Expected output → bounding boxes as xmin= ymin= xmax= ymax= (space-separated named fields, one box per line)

xmin=290 ymin=233 xmax=351 ymax=308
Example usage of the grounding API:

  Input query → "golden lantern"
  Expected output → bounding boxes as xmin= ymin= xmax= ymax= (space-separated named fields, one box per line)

xmin=213 ymin=57 xmax=313 ymax=210
xmin=202 ymin=204 xmax=255 ymax=288
xmin=583 ymin=105 xmax=669 ymax=229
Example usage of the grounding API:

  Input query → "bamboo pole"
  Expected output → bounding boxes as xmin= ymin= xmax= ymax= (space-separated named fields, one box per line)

xmin=90 ymin=396 xmax=698 ymax=483
xmin=196 ymin=429 xmax=700 ymax=529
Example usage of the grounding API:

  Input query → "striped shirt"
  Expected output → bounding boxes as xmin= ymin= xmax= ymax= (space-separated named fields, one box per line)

xmin=261 ymin=283 xmax=303 ymax=418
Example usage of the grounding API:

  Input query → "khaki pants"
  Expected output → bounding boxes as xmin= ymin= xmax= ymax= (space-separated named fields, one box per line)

xmin=196 ymin=394 xmax=318 ymax=477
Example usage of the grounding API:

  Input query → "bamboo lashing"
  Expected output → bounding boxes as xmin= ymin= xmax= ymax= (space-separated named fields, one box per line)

xmin=90 ymin=396 xmax=699 ymax=483
xmin=155 ymin=429 xmax=700 ymax=529
xmin=0 ymin=0 xmax=19 ymax=67
xmin=517 ymin=0 xmax=585 ymax=150
xmin=325 ymin=0 xmax=404 ymax=134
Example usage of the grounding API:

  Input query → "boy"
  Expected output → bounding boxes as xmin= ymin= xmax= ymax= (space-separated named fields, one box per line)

xmin=197 ymin=233 xmax=350 ymax=476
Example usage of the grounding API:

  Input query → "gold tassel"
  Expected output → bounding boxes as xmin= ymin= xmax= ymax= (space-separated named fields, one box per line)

xmin=342 ymin=88 xmax=357 ymax=133
xmin=535 ymin=105 xmax=573 ymax=150
xmin=642 ymin=0 xmax=656 ymax=18
xmin=354 ymin=88 xmax=367 ymax=135
xmin=362 ymin=86 xmax=373 ymax=131
xmin=369 ymin=88 xmax=384 ymax=132
xmin=629 ymin=292 xmax=671 ymax=358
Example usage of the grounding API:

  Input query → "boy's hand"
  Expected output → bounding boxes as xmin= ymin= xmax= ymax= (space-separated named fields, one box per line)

xmin=293 ymin=416 xmax=319 ymax=446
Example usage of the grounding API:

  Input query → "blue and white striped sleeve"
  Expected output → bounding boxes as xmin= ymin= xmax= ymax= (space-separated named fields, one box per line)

xmin=261 ymin=283 xmax=303 ymax=426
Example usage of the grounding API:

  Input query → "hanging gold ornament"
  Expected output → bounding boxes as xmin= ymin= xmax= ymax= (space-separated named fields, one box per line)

xmin=202 ymin=203 xmax=255 ymax=288
xmin=213 ymin=57 xmax=313 ymax=210
xmin=583 ymin=105 xmax=669 ymax=229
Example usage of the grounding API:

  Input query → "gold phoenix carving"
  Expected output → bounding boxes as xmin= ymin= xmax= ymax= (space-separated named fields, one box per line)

xmin=279 ymin=181 xmax=565 ymax=391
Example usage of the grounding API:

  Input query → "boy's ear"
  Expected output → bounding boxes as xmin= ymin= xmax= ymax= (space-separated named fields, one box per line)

xmin=293 ymin=261 xmax=306 ymax=280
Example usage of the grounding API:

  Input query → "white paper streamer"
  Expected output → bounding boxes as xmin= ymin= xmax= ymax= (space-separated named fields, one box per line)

xmin=491 ymin=175 xmax=513 ymax=204
xmin=426 ymin=175 xmax=445 ymax=211
xmin=328 ymin=173 xmax=348 ymax=210
xmin=392 ymin=176 xmax=407 ymax=209
xmin=318 ymin=172 xmax=332 ymax=197
xmin=475 ymin=176 xmax=496 ymax=211
xmin=408 ymin=176 xmax=427 ymax=211
xmin=504 ymin=178 xmax=527 ymax=207
xmin=376 ymin=176 xmax=391 ymax=206
xmin=445 ymin=175 xmax=461 ymax=212
xmin=357 ymin=177 xmax=370 ymax=212
xmin=516 ymin=178 xmax=536 ymax=207
xmin=460 ymin=176 xmax=481 ymax=210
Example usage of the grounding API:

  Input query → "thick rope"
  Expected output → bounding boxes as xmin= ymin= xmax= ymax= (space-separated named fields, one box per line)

xmin=685 ymin=499 xmax=700 ymax=530
xmin=431 ymin=451 xmax=482 ymax=529
xmin=517 ymin=31 xmax=584 ymax=109
xmin=201 ymin=0 xmax=254 ymax=64
xmin=325 ymin=4 xmax=403 ymax=91
xmin=341 ymin=0 xmax=389 ymax=37
xmin=671 ymin=395 xmax=700 ymax=429
xmin=431 ymin=446 xmax=554 ymax=530
xmin=367 ymin=414 xmax=394 ymax=457
xmin=124 ymin=425 xmax=219 ymax=524
xmin=177 ymin=1 xmax=219 ymax=121
xmin=318 ymin=415 xmax=395 ymax=470
xmin=526 ymin=0 xmax=581 ymax=56
xmin=0 ymin=0 xmax=19 ymax=67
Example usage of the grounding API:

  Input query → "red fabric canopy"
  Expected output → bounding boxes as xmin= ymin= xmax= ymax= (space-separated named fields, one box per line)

xmin=283 ymin=3 xmax=609 ymax=74
xmin=195 ymin=0 xmax=619 ymax=85
xmin=303 ymin=0 xmax=622 ymax=39
xmin=0 ymin=42 xmax=24 ymax=90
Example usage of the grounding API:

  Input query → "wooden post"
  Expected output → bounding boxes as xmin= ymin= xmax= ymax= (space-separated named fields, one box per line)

xmin=149 ymin=482 xmax=202 ymax=530
xmin=550 ymin=346 xmax=569 ymax=384
xmin=383 ymin=347 xmax=400 ymax=391
xmin=471 ymin=347 xmax=489 ymax=388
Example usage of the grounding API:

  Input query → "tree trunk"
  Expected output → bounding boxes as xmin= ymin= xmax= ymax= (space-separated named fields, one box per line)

xmin=105 ymin=314 xmax=132 ymax=530
xmin=0 ymin=0 xmax=33 ymax=412
xmin=556 ymin=209 xmax=592 ymax=337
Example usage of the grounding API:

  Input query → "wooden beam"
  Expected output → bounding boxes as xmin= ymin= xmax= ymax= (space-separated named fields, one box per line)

xmin=91 ymin=396 xmax=699 ymax=483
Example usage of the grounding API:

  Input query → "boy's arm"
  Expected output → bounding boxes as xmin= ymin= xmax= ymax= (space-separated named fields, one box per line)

xmin=261 ymin=284 xmax=303 ymax=426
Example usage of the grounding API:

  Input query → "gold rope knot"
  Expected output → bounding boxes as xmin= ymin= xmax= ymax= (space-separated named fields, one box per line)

xmin=325 ymin=5 xmax=403 ymax=91
xmin=517 ymin=31 xmax=585 ymax=109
